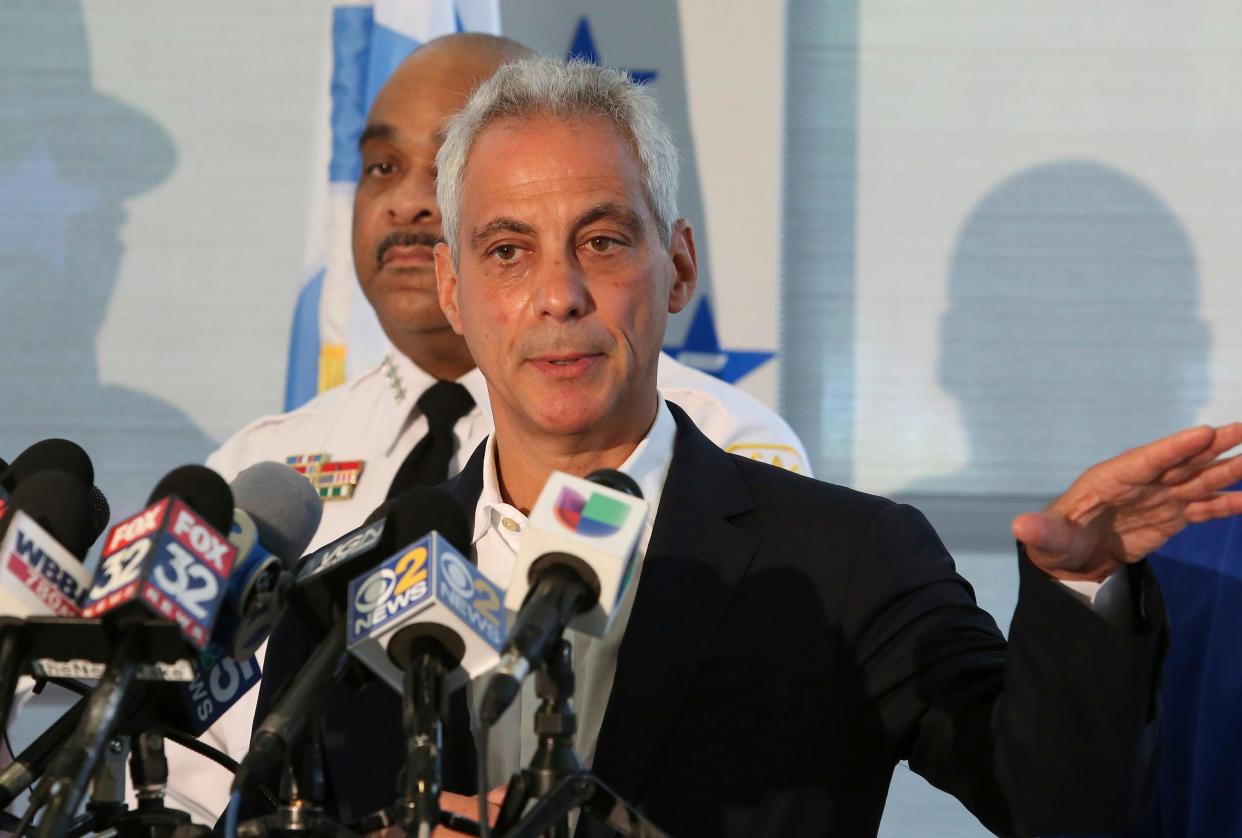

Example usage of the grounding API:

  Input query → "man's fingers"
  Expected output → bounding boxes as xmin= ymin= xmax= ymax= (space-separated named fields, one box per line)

xmin=1171 ymin=453 xmax=1242 ymax=501
xmin=1185 ymin=490 xmax=1242 ymax=523
xmin=1103 ymin=424 xmax=1219 ymax=488
xmin=1160 ymin=423 xmax=1242 ymax=484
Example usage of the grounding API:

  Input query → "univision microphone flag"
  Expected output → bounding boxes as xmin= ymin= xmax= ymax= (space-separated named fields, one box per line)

xmin=285 ymin=0 xmax=501 ymax=410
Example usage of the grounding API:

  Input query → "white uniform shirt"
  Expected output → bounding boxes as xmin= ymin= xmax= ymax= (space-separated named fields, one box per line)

xmin=161 ymin=352 xmax=811 ymax=822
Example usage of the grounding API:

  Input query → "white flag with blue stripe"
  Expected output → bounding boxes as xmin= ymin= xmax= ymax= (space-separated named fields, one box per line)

xmin=285 ymin=0 xmax=499 ymax=410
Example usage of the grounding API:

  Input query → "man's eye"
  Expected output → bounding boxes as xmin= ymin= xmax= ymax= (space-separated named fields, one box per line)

xmin=364 ymin=162 xmax=394 ymax=177
xmin=492 ymin=244 xmax=518 ymax=261
xmin=586 ymin=236 xmax=616 ymax=253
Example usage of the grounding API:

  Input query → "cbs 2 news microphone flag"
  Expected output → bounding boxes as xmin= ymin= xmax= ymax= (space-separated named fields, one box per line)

xmin=284 ymin=0 xmax=501 ymax=410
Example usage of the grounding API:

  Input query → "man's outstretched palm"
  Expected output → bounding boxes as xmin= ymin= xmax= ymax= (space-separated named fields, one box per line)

xmin=1015 ymin=423 xmax=1242 ymax=582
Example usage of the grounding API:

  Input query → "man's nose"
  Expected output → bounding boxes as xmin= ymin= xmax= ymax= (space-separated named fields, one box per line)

xmin=535 ymin=257 xmax=590 ymax=321
xmin=386 ymin=169 xmax=439 ymax=225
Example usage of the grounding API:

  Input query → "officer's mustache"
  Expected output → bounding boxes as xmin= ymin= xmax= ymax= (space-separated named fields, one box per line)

xmin=375 ymin=230 xmax=443 ymax=265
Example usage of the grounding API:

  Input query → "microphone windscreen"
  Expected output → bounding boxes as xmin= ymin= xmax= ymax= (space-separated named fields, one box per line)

xmin=146 ymin=465 xmax=234 ymax=534
xmin=230 ymin=462 xmax=324 ymax=565
xmin=385 ymin=487 xmax=470 ymax=555
xmin=9 ymin=470 xmax=96 ymax=560
xmin=585 ymin=468 xmax=643 ymax=499
xmin=364 ymin=497 xmax=395 ymax=527
xmin=88 ymin=484 xmax=111 ymax=544
xmin=1 ymin=439 xmax=94 ymax=492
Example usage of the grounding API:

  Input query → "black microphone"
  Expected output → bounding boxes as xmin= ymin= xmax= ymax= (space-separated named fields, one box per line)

xmin=0 ymin=438 xmax=110 ymax=545
xmin=0 ymin=470 xmax=96 ymax=744
xmin=232 ymin=487 xmax=468 ymax=801
xmin=0 ymin=467 xmax=318 ymax=816
xmin=480 ymin=469 xmax=646 ymax=725
xmin=0 ymin=439 xmax=93 ymax=494
xmin=33 ymin=465 xmax=236 ymax=837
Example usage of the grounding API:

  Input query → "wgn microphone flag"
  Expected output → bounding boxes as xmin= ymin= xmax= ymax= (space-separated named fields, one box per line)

xmin=285 ymin=0 xmax=500 ymax=408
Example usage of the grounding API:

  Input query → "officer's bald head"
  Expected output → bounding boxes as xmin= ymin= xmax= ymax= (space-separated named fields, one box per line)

xmin=351 ymin=32 xmax=538 ymax=376
xmin=387 ymin=33 xmax=536 ymax=101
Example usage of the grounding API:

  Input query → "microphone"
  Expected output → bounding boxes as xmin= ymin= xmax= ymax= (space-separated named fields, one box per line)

xmin=0 ymin=438 xmax=110 ymax=545
xmin=0 ymin=471 xmax=96 ymax=612
xmin=0 ymin=439 xmax=93 ymax=493
xmin=172 ymin=461 xmax=322 ymax=736
xmin=233 ymin=487 xmax=469 ymax=801
xmin=218 ymin=461 xmax=323 ymax=660
xmin=34 ymin=465 xmax=237 ymax=837
xmin=81 ymin=465 xmax=235 ymax=648
xmin=0 ymin=465 xmax=319 ymax=813
xmin=0 ymin=471 xmax=96 ymax=736
xmin=0 ymin=465 xmax=98 ymax=562
xmin=285 ymin=487 xmax=443 ymax=637
xmin=343 ymin=493 xmax=502 ymax=833
xmin=480 ymin=469 xmax=646 ymax=725
xmin=345 ymin=503 xmax=501 ymax=693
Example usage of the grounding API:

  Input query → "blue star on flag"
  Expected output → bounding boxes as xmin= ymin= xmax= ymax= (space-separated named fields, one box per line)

xmin=664 ymin=298 xmax=775 ymax=384
xmin=567 ymin=17 xmax=657 ymax=84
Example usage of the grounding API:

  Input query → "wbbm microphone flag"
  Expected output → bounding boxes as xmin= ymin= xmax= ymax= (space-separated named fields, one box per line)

xmin=284 ymin=0 xmax=500 ymax=410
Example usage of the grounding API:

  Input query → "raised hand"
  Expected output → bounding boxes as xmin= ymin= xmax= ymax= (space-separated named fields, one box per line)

xmin=1012 ymin=423 xmax=1242 ymax=582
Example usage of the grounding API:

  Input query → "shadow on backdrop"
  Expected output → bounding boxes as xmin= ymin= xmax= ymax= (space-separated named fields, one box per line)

xmin=898 ymin=159 xmax=1209 ymax=555
xmin=0 ymin=1 xmax=215 ymax=540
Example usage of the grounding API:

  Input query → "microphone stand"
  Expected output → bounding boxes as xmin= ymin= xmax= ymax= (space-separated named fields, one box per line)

xmin=68 ymin=732 xmax=129 ymax=838
xmin=399 ymin=649 xmax=446 ymax=838
xmin=234 ymin=733 xmax=359 ymax=837
xmin=0 ymin=619 xmax=26 ymax=734
xmin=102 ymin=730 xmax=209 ymax=838
xmin=492 ymin=641 xmax=667 ymax=838
xmin=363 ymin=627 xmax=483 ymax=838
xmin=36 ymin=629 xmax=142 ymax=837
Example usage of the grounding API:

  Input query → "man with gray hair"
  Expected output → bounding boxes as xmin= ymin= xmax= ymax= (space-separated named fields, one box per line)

xmin=253 ymin=55 xmax=1242 ymax=836
xmin=181 ymin=32 xmax=815 ymax=824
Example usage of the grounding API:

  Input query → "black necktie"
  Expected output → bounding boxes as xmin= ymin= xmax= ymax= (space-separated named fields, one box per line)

xmin=323 ymin=379 xmax=479 ymax=811
xmin=387 ymin=380 xmax=476 ymax=499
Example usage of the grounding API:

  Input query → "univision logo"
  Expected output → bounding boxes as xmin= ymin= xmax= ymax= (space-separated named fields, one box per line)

xmin=554 ymin=487 xmax=628 ymax=537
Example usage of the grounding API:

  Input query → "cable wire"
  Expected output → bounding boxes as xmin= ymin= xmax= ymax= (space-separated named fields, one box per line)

xmin=224 ymin=790 xmax=241 ymax=838
xmin=150 ymin=723 xmax=281 ymax=811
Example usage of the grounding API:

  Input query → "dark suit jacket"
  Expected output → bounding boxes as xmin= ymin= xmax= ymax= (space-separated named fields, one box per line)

xmin=251 ymin=403 xmax=1166 ymax=837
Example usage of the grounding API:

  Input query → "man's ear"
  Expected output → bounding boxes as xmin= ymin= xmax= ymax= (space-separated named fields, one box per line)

xmin=434 ymin=242 xmax=465 ymax=335
xmin=667 ymin=218 xmax=698 ymax=315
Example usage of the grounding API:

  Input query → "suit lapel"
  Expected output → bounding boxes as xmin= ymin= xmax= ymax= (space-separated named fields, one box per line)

xmin=591 ymin=404 xmax=760 ymax=803
xmin=440 ymin=437 xmax=488 ymax=535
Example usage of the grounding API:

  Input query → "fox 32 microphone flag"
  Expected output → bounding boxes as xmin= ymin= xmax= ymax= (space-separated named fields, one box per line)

xmin=284 ymin=0 xmax=500 ymax=411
